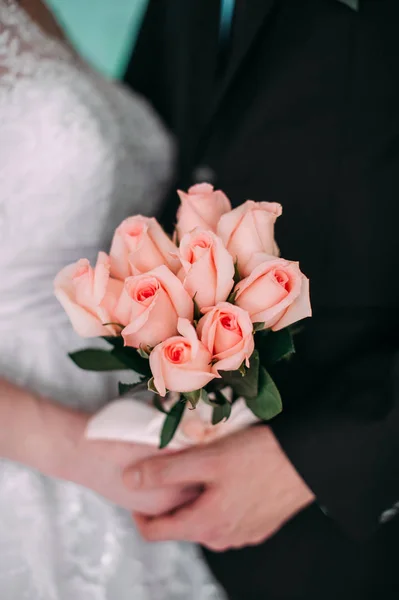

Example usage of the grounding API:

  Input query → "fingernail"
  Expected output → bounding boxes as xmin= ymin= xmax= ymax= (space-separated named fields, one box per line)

xmin=127 ymin=469 xmax=142 ymax=489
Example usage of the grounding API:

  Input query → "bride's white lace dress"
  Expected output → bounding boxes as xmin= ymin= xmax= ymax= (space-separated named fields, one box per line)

xmin=0 ymin=1 xmax=224 ymax=598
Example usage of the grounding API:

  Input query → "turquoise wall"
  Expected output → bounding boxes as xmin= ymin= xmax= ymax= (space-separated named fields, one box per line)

xmin=47 ymin=0 xmax=148 ymax=79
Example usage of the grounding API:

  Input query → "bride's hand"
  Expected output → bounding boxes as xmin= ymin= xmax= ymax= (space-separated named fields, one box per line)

xmin=0 ymin=380 xmax=198 ymax=515
xmin=63 ymin=411 xmax=200 ymax=514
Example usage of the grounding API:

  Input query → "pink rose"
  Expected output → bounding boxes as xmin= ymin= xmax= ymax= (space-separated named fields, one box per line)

xmin=217 ymin=200 xmax=282 ymax=275
xmin=110 ymin=216 xmax=179 ymax=279
xmin=150 ymin=318 xmax=216 ymax=396
xmin=54 ymin=252 xmax=123 ymax=337
xmin=175 ymin=183 xmax=232 ymax=239
xmin=178 ymin=228 xmax=235 ymax=309
xmin=197 ymin=302 xmax=255 ymax=373
xmin=235 ymin=255 xmax=312 ymax=331
xmin=114 ymin=265 xmax=193 ymax=349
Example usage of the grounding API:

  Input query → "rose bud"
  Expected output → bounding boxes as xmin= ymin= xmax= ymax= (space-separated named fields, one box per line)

xmin=235 ymin=255 xmax=312 ymax=331
xmin=150 ymin=318 xmax=217 ymax=396
xmin=175 ymin=183 xmax=231 ymax=239
xmin=54 ymin=252 xmax=123 ymax=337
xmin=197 ymin=302 xmax=255 ymax=374
xmin=217 ymin=200 xmax=282 ymax=275
xmin=110 ymin=216 xmax=179 ymax=279
xmin=114 ymin=265 xmax=193 ymax=349
xmin=178 ymin=228 xmax=235 ymax=309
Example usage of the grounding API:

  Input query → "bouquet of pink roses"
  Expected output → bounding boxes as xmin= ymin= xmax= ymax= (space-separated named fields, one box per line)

xmin=55 ymin=184 xmax=311 ymax=449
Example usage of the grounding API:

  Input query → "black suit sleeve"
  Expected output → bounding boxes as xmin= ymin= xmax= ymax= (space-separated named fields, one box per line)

xmin=271 ymin=344 xmax=399 ymax=539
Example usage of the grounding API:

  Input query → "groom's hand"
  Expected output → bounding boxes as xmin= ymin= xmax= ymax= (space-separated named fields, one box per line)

xmin=124 ymin=426 xmax=315 ymax=551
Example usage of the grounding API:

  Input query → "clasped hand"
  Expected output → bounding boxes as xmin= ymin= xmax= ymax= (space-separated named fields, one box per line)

xmin=124 ymin=426 xmax=315 ymax=551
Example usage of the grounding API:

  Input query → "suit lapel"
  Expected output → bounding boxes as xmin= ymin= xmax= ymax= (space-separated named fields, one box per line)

xmin=210 ymin=0 xmax=277 ymax=121
xmin=183 ymin=0 xmax=221 ymax=151
xmin=182 ymin=0 xmax=277 ymax=167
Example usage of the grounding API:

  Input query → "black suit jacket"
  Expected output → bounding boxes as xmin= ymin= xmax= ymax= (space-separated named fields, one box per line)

xmin=125 ymin=1 xmax=399 ymax=598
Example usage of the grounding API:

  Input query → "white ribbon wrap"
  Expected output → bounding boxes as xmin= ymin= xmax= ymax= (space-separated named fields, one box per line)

xmin=86 ymin=387 xmax=259 ymax=450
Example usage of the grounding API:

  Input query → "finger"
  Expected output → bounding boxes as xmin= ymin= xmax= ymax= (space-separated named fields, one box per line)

xmin=133 ymin=492 xmax=212 ymax=543
xmin=203 ymin=541 xmax=231 ymax=553
xmin=123 ymin=445 xmax=220 ymax=490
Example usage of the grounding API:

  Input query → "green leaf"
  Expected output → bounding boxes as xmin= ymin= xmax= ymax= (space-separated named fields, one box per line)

xmin=212 ymin=401 xmax=232 ymax=425
xmin=227 ymin=288 xmax=238 ymax=304
xmin=69 ymin=349 xmax=127 ymax=371
xmin=148 ymin=377 xmax=159 ymax=394
xmin=160 ymin=399 xmax=186 ymax=448
xmin=289 ymin=323 xmax=304 ymax=336
xmin=211 ymin=390 xmax=232 ymax=424
xmin=233 ymin=259 xmax=241 ymax=285
xmin=192 ymin=294 xmax=202 ymax=322
xmin=201 ymin=388 xmax=222 ymax=406
xmin=118 ymin=381 xmax=144 ymax=396
xmin=256 ymin=328 xmax=295 ymax=366
xmin=103 ymin=336 xmax=151 ymax=374
xmin=245 ymin=366 xmax=282 ymax=421
xmin=110 ymin=346 xmax=152 ymax=377
xmin=200 ymin=388 xmax=215 ymax=406
xmin=253 ymin=322 xmax=265 ymax=333
xmin=219 ymin=350 xmax=260 ymax=399
xmin=212 ymin=388 xmax=227 ymax=405
xmin=153 ymin=394 xmax=168 ymax=414
xmin=102 ymin=322 xmax=124 ymax=329
xmin=102 ymin=336 xmax=124 ymax=348
xmin=337 ymin=0 xmax=359 ymax=12
xmin=183 ymin=389 xmax=201 ymax=409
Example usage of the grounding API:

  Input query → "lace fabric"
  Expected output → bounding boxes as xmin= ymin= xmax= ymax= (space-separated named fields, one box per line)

xmin=0 ymin=0 xmax=71 ymax=82
xmin=0 ymin=1 xmax=225 ymax=598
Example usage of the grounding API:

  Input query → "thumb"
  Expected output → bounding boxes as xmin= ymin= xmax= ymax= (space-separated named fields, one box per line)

xmin=123 ymin=445 xmax=219 ymax=490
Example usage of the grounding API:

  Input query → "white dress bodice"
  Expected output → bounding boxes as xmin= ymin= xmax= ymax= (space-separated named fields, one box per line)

xmin=0 ymin=2 xmax=224 ymax=598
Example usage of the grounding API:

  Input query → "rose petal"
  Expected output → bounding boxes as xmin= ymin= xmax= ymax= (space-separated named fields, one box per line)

xmin=128 ymin=233 xmax=166 ymax=275
xmin=176 ymin=190 xmax=213 ymax=233
xmin=236 ymin=271 xmax=288 ymax=315
xmin=151 ymin=265 xmax=194 ymax=321
xmin=183 ymin=249 xmax=216 ymax=308
xmin=217 ymin=201 xmax=282 ymax=272
xmin=188 ymin=183 xmax=214 ymax=195
xmin=93 ymin=252 xmax=111 ymax=305
xmin=54 ymin=259 xmax=116 ymax=337
xmin=177 ymin=318 xmax=199 ymax=358
xmin=163 ymin=363 xmax=215 ymax=393
xmin=146 ymin=218 xmax=180 ymax=273
xmin=71 ymin=259 xmax=94 ymax=310
xmin=178 ymin=229 xmax=234 ymax=308
xmin=242 ymin=252 xmax=278 ymax=277
xmin=100 ymin=277 xmax=124 ymax=317
xmin=235 ymin=258 xmax=309 ymax=329
xmin=54 ymin=286 xmax=111 ymax=337
xmin=213 ymin=319 xmax=243 ymax=356
xmin=149 ymin=345 xmax=167 ymax=396
xmin=197 ymin=311 xmax=218 ymax=355
xmin=110 ymin=217 xmax=147 ymax=280
xmin=272 ymin=276 xmax=312 ymax=331
xmin=122 ymin=288 xmax=178 ymax=348
xmin=176 ymin=186 xmax=232 ymax=238
xmin=213 ymin=235 xmax=235 ymax=303
xmin=212 ymin=335 xmax=255 ymax=373
xmin=197 ymin=303 xmax=254 ymax=374
xmin=111 ymin=216 xmax=179 ymax=280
